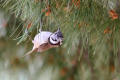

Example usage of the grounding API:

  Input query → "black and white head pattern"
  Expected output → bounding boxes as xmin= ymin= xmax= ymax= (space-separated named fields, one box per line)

xmin=49 ymin=28 xmax=63 ymax=45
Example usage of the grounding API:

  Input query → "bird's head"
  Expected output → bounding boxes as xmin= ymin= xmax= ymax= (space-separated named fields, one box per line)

xmin=49 ymin=28 xmax=63 ymax=45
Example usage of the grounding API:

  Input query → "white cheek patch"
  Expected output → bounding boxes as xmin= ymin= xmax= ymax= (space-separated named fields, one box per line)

xmin=50 ymin=37 xmax=59 ymax=44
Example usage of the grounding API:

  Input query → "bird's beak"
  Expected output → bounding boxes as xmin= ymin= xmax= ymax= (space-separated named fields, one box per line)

xmin=60 ymin=40 xmax=63 ymax=45
xmin=60 ymin=42 xmax=62 ymax=45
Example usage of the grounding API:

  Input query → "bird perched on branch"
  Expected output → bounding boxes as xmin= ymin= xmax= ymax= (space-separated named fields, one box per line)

xmin=23 ymin=28 xmax=63 ymax=57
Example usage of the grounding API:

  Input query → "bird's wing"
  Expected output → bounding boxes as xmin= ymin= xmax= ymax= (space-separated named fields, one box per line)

xmin=22 ymin=48 xmax=38 ymax=57
xmin=32 ymin=32 xmax=52 ymax=46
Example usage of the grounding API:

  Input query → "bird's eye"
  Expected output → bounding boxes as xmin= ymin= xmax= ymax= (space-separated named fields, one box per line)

xmin=54 ymin=39 xmax=57 ymax=41
xmin=51 ymin=38 xmax=57 ymax=41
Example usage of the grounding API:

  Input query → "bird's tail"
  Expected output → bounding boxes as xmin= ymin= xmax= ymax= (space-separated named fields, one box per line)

xmin=22 ymin=48 xmax=38 ymax=57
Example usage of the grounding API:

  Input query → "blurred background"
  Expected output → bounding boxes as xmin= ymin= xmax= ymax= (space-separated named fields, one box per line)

xmin=0 ymin=0 xmax=120 ymax=80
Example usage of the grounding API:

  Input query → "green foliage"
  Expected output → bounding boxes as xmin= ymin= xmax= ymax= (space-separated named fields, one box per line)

xmin=0 ymin=0 xmax=120 ymax=80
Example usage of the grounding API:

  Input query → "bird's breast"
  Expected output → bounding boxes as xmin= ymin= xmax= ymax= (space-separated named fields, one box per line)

xmin=37 ymin=43 xmax=59 ymax=52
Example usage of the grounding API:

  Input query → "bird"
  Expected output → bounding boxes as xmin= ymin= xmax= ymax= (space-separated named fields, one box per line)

xmin=23 ymin=28 xmax=63 ymax=57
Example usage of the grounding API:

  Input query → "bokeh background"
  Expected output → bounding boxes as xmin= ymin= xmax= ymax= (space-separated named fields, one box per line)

xmin=0 ymin=0 xmax=120 ymax=80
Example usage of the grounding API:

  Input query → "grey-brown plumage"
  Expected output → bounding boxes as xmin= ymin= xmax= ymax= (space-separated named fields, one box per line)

xmin=23 ymin=28 xmax=63 ymax=57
